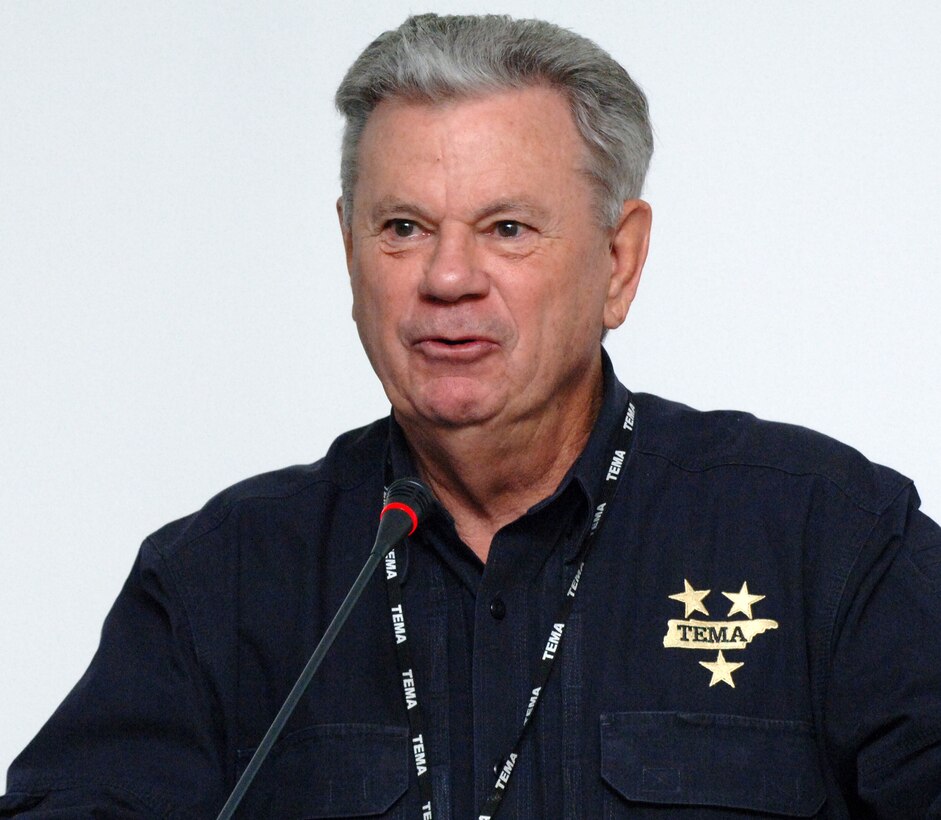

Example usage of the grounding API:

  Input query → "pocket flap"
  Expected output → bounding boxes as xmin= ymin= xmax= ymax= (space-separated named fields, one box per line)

xmin=600 ymin=711 xmax=825 ymax=816
xmin=236 ymin=723 xmax=409 ymax=818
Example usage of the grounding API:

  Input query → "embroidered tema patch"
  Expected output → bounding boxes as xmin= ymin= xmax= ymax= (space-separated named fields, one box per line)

xmin=663 ymin=580 xmax=778 ymax=688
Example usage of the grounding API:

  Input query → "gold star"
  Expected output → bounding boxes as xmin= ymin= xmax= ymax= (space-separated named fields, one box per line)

xmin=722 ymin=581 xmax=765 ymax=618
xmin=668 ymin=579 xmax=710 ymax=617
xmin=699 ymin=650 xmax=744 ymax=688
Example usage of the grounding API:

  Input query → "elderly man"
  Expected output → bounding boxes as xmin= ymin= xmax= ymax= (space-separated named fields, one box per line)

xmin=3 ymin=13 xmax=940 ymax=819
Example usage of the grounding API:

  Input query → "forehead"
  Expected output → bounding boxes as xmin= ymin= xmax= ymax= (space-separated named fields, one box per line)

xmin=352 ymin=86 xmax=593 ymax=217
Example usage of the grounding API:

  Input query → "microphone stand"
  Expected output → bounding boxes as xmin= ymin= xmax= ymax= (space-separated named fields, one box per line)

xmin=215 ymin=544 xmax=391 ymax=820
xmin=215 ymin=477 xmax=432 ymax=820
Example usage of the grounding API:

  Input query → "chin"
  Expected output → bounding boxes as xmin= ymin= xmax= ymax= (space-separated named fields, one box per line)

xmin=418 ymin=399 xmax=499 ymax=429
xmin=409 ymin=381 xmax=503 ymax=429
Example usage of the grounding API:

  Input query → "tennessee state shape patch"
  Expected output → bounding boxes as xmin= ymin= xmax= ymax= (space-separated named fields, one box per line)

xmin=663 ymin=579 xmax=778 ymax=688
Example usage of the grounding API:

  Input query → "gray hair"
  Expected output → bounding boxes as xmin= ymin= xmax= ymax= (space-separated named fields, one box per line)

xmin=335 ymin=13 xmax=653 ymax=229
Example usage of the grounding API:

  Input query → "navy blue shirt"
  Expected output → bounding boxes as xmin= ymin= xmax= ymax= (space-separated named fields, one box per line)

xmin=4 ymin=355 xmax=941 ymax=818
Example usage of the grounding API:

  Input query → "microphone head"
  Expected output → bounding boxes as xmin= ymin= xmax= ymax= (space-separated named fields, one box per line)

xmin=383 ymin=477 xmax=435 ymax=526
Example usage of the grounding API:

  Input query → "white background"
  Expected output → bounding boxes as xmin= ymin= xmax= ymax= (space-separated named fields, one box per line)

xmin=1 ymin=1 xmax=939 ymax=776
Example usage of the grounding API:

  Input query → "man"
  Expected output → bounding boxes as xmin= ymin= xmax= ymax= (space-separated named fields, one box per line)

xmin=3 ymin=13 xmax=940 ymax=818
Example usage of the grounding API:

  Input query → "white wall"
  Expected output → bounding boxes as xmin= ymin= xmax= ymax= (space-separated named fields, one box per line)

xmin=2 ymin=1 xmax=938 ymax=775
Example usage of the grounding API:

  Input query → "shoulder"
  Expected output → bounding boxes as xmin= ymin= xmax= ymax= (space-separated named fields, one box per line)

xmin=631 ymin=392 xmax=911 ymax=516
xmin=144 ymin=417 xmax=390 ymax=559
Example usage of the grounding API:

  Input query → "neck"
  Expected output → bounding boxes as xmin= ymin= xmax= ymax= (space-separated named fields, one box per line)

xmin=398 ymin=366 xmax=604 ymax=562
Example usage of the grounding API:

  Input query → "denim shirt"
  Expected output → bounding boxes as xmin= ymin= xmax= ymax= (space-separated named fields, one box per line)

xmin=4 ymin=355 xmax=941 ymax=818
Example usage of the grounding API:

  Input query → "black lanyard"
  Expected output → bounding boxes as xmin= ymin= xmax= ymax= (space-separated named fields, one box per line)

xmin=382 ymin=539 xmax=435 ymax=818
xmin=383 ymin=395 xmax=636 ymax=819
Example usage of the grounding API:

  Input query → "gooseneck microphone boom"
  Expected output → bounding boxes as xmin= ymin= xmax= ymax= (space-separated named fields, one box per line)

xmin=216 ymin=477 xmax=434 ymax=820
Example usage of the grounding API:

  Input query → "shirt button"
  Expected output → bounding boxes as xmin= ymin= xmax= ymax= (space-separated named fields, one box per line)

xmin=489 ymin=597 xmax=506 ymax=620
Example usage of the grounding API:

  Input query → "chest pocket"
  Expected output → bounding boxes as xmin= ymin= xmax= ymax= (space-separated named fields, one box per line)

xmin=600 ymin=712 xmax=826 ymax=818
xmin=234 ymin=723 xmax=410 ymax=819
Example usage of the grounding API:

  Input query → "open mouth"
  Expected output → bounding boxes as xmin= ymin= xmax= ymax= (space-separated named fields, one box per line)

xmin=414 ymin=336 xmax=497 ymax=361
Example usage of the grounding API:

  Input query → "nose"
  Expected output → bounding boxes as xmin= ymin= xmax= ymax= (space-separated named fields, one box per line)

xmin=419 ymin=223 xmax=490 ymax=303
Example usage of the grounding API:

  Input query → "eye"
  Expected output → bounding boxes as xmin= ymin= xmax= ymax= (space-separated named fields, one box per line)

xmin=385 ymin=219 xmax=420 ymax=238
xmin=493 ymin=220 xmax=524 ymax=238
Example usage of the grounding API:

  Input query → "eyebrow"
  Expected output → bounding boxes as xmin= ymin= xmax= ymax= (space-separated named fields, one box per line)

xmin=471 ymin=199 xmax=552 ymax=224
xmin=368 ymin=199 xmax=434 ymax=227
xmin=368 ymin=197 xmax=552 ymax=227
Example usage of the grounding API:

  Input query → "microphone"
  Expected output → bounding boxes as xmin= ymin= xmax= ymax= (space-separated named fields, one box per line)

xmin=373 ymin=477 xmax=435 ymax=557
xmin=216 ymin=477 xmax=434 ymax=820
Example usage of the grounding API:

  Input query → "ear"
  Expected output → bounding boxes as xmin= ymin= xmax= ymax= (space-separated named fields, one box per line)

xmin=337 ymin=197 xmax=354 ymax=272
xmin=603 ymin=199 xmax=652 ymax=330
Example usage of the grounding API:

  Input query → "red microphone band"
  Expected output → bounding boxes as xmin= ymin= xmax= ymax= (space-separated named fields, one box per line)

xmin=380 ymin=501 xmax=419 ymax=536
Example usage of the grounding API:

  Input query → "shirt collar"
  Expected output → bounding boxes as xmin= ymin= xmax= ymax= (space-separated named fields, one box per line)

xmin=527 ymin=347 xmax=632 ymax=561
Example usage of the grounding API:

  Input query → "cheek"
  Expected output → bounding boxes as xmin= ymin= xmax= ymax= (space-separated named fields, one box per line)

xmin=350 ymin=259 xmax=385 ymax=320
xmin=350 ymin=271 xmax=409 ymax=367
xmin=349 ymin=270 xmax=383 ymax=349
xmin=533 ymin=280 xmax=608 ymax=355
xmin=352 ymin=247 xmax=412 ymax=311
xmin=545 ymin=261 xmax=602 ymax=319
xmin=349 ymin=273 xmax=369 ymax=327
xmin=568 ymin=244 xmax=612 ymax=315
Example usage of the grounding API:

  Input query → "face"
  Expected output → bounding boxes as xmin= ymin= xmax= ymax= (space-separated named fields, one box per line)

xmin=341 ymin=86 xmax=650 ymax=434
